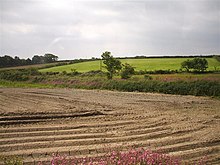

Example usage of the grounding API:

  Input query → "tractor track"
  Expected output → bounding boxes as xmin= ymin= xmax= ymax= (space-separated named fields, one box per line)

xmin=0 ymin=88 xmax=219 ymax=164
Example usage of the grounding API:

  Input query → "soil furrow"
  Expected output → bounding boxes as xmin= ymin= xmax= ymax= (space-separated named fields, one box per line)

xmin=0 ymin=88 xmax=219 ymax=164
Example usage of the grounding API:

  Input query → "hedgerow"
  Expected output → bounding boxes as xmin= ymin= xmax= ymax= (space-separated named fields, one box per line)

xmin=0 ymin=69 xmax=219 ymax=97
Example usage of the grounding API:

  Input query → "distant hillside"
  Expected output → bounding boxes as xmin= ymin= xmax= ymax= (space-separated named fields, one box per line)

xmin=40 ymin=57 xmax=220 ymax=73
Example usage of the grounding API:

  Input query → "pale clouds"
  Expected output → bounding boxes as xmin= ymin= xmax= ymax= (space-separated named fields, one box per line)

xmin=0 ymin=0 xmax=219 ymax=59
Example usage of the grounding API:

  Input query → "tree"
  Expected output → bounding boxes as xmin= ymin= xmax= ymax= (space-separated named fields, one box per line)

xmin=44 ymin=53 xmax=58 ymax=63
xmin=192 ymin=58 xmax=208 ymax=72
xmin=181 ymin=58 xmax=208 ymax=72
xmin=0 ymin=55 xmax=14 ymax=67
xmin=32 ymin=55 xmax=44 ymax=64
xmin=120 ymin=63 xmax=135 ymax=79
xmin=181 ymin=59 xmax=192 ymax=72
xmin=101 ymin=51 xmax=122 ymax=79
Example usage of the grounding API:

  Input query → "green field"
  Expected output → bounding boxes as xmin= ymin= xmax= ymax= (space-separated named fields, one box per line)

xmin=39 ymin=57 xmax=220 ymax=73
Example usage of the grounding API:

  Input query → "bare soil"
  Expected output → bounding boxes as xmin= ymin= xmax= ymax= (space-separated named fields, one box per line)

xmin=0 ymin=88 xmax=219 ymax=164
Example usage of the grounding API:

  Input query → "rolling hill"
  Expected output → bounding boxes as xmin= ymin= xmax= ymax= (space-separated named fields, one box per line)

xmin=39 ymin=57 xmax=220 ymax=73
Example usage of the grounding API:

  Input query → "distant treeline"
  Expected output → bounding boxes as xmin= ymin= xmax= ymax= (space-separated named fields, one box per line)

xmin=0 ymin=54 xmax=58 ymax=68
xmin=117 ymin=55 xmax=218 ymax=59
xmin=1 ymin=54 xmax=219 ymax=68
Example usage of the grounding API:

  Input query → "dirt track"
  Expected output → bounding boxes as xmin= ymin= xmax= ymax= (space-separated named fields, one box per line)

xmin=0 ymin=88 xmax=220 ymax=164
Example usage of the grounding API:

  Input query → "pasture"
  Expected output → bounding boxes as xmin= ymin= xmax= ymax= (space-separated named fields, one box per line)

xmin=39 ymin=57 xmax=220 ymax=73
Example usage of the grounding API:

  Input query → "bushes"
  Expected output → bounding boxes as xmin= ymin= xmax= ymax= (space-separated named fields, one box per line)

xmin=181 ymin=58 xmax=208 ymax=72
xmin=0 ymin=68 xmax=42 ymax=81
xmin=101 ymin=80 xmax=220 ymax=97
xmin=135 ymin=69 xmax=178 ymax=75
xmin=0 ymin=69 xmax=219 ymax=97
xmin=80 ymin=70 xmax=105 ymax=77
xmin=0 ymin=70 xmax=29 ymax=81
xmin=120 ymin=63 xmax=135 ymax=79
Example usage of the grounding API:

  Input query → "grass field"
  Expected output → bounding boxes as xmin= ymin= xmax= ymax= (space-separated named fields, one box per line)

xmin=39 ymin=58 xmax=220 ymax=73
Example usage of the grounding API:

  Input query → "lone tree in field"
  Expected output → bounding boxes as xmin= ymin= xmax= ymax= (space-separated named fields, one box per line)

xmin=101 ymin=51 xmax=122 ymax=79
xmin=181 ymin=57 xmax=208 ymax=72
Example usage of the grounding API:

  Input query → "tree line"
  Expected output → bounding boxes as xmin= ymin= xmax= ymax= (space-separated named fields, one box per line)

xmin=0 ymin=54 xmax=58 ymax=68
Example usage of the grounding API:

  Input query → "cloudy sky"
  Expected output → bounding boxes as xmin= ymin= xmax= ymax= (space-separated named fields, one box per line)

xmin=0 ymin=0 xmax=219 ymax=59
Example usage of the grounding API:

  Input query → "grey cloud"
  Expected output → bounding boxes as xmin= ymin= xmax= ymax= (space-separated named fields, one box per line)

xmin=0 ymin=0 xmax=219 ymax=59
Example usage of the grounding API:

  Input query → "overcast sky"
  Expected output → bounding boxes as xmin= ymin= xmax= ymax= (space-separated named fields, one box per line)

xmin=0 ymin=0 xmax=219 ymax=59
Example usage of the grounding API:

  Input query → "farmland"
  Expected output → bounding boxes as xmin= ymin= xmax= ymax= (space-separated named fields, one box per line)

xmin=39 ymin=57 xmax=220 ymax=73
xmin=0 ymin=57 xmax=220 ymax=164
xmin=0 ymin=88 xmax=220 ymax=164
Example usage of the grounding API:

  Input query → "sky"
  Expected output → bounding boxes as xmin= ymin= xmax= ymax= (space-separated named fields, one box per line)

xmin=0 ymin=0 xmax=220 ymax=60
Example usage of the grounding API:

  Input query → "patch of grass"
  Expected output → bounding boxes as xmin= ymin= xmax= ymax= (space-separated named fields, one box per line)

xmin=40 ymin=60 xmax=103 ymax=73
xmin=39 ymin=57 xmax=220 ymax=73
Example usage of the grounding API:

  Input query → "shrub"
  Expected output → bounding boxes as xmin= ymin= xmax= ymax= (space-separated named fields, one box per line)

xmin=45 ymin=72 xmax=59 ymax=75
xmin=120 ymin=63 xmax=135 ymax=79
xmin=181 ymin=58 xmax=208 ymax=72
xmin=0 ymin=70 xmax=29 ymax=81
xmin=81 ymin=70 xmax=105 ymax=77
xmin=135 ymin=70 xmax=177 ymax=75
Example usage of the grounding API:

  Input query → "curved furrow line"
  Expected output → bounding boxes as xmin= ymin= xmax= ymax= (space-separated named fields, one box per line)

xmin=169 ymin=145 xmax=220 ymax=162
xmin=0 ymin=120 xmax=135 ymax=133
xmin=0 ymin=120 xmax=137 ymax=138
xmin=158 ymin=139 xmax=220 ymax=154
xmin=0 ymin=115 xmax=169 ymax=135
xmin=185 ymin=153 xmax=220 ymax=164
xmin=2 ymin=137 xmax=219 ymax=163
xmin=0 ymin=132 xmax=114 ymax=145
xmin=0 ymin=129 xmax=166 ymax=151
xmin=0 ymin=113 xmax=105 ymax=126
xmin=0 ymin=124 xmax=164 ymax=145
xmin=0 ymin=124 xmax=173 ymax=149
xmin=0 ymin=128 xmax=188 ymax=152
xmin=0 ymin=94 xmax=34 ymax=108
xmin=0 ymin=111 xmax=104 ymax=121
xmin=0 ymin=119 xmax=54 ymax=126
xmin=1 ymin=94 xmax=41 ymax=105
xmin=0 ymin=140 xmax=147 ymax=158
xmin=122 ymin=121 xmax=170 ymax=131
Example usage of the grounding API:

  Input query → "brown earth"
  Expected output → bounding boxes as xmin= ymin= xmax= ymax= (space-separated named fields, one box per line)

xmin=0 ymin=88 xmax=219 ymax=164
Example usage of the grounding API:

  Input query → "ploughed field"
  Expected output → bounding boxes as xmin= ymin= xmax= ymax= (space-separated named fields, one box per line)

xmin=0 ymin=88 xmax=220 ymax=164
